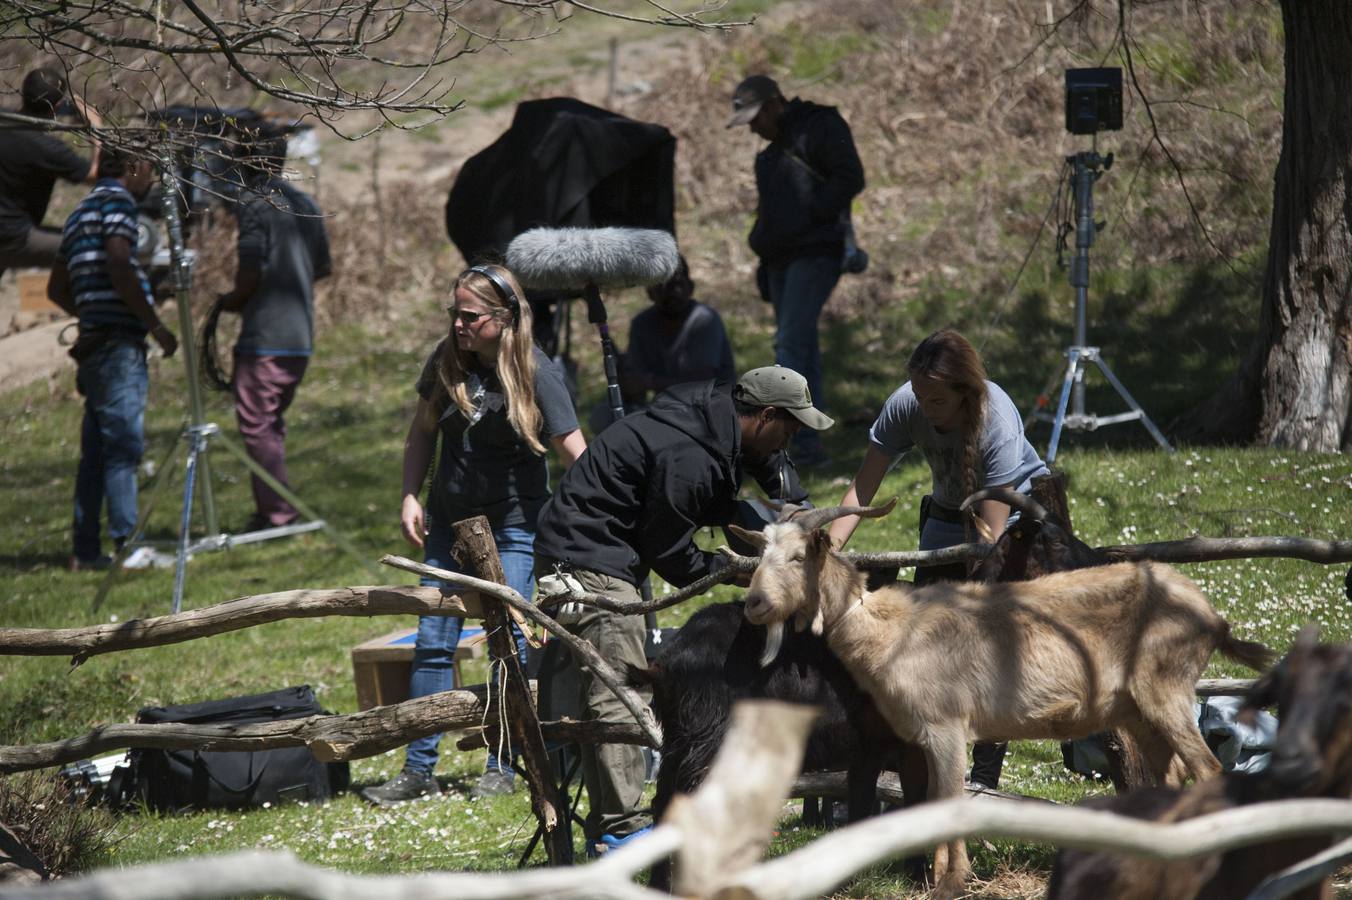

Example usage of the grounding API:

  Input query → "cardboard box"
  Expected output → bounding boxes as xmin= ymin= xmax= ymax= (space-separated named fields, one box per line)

xmin=351 ymin=626 xmax=486 ymax=711
xmin=16 ymin=269 xmax=60 ymax=314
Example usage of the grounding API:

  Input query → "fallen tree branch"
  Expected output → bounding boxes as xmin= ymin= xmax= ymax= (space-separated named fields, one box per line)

xmin=381 ymin=555 xmax=663 ymax=749
xmin=1097 ymin=536 xmax=1352 ymax=565
xmin=0 ymin=685 xmax=505 ymax=774
xmin=722 ymin=797 xmax=1352 ymax=900
xmin=1197 ymin=678 xmax=1257 ymax=696
xmin=456 ymin=719 xmax=656 ymax=751
xmin=843 ymin=543 xmax=992 ymax=570
xmin=0 ymin=586 xmax=478 ymax=664
xmin=0 ymin=841 xmax=681 ymax=899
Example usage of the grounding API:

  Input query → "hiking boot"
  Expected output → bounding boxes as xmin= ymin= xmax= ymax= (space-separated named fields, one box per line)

xmin=470 ymin=768 xmax=516 ymax=799
xmin=359 ymin=768 xmax=441 ymax=806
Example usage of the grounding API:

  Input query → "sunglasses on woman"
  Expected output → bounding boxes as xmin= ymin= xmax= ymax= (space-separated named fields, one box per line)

xmin=448 ymin=307 xmax=493 ymax=326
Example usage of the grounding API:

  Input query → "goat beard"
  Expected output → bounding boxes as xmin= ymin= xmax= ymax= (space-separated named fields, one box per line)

xmin=759 ymin=620 xmax=785 ymax=667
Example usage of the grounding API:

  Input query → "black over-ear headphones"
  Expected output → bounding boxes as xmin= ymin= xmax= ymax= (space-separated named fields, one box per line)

xmin=465 ymin=265 xmax=521 ymax=325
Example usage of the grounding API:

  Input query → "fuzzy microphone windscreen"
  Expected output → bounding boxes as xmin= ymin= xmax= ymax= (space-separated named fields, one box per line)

xmin=505 ymin=227 xmax=680 ymax=291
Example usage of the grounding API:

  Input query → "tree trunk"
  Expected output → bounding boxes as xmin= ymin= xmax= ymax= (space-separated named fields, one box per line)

xmin=1186 ymin=1 xmax=1352 ymax=449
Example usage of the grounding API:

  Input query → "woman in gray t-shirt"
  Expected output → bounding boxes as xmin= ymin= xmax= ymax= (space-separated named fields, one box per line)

xmin=827 ymin=329 xmax=1048 ymax=792
xmin=829 ymin=329 xmax=1048 ymax=555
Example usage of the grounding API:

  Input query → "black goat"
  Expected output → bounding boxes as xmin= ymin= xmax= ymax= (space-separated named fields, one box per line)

xmin=635 ymin=601 xmax=921 ymax=890
xmin=1048 ymin=626 xmax=1352 ymax=900
xmin=963 ymin=481 xmax=1106 ymax=582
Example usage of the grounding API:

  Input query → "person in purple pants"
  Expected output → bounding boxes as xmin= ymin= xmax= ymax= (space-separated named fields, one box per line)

xmin=218 ymin=129 xmax=331 ymax=531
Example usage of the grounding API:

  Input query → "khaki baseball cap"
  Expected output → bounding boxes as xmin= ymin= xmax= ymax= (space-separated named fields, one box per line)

xmin=726 ymin=74 xmax=782 ymax=128
xmin=734 ymin=366 xmax=834 ymax=431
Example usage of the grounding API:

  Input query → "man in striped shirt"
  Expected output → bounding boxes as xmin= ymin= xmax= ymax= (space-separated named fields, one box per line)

xmin=48 ymin=146 xmax=178 ymax=570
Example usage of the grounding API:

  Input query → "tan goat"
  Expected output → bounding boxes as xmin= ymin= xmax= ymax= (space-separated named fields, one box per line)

xmin=734 ymin=501 xmax=1274 ymax=899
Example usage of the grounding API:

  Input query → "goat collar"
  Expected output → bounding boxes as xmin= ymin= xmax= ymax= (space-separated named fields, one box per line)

xmin=826 ymin=592 xmax=867 ymax=631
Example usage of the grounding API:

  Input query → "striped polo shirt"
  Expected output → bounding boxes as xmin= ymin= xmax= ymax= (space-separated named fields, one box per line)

xmin=59 ymin=179 xmax=153 ymax=334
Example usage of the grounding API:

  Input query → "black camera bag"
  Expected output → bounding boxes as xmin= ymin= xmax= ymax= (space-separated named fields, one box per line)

xmin=128 ymin=685 xmax=349 ymax=811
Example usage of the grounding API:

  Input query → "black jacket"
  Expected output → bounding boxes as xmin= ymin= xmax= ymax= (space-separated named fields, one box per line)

xmin=533 ymin=380 xmax=807 ymax=588
xmin=748 ymin=98 xmax=865 ymax=264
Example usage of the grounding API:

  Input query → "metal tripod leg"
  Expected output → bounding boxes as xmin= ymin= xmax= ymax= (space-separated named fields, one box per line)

xmin=1088 ymin=354 xmax=1173 ymax=453
xmin=207 ymin=428 xmax=374 ymax=569
xmin=172 ymin=423 xmax=215 ymax=613
xmin=1045 ymin=348 xmax=1085 ymax=465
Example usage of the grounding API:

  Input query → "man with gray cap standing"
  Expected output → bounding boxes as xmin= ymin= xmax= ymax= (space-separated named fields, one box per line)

xmin=728 ymin=74 xmax=864 ymax=468
xmin=533 ymin=365 xmax=830 ymax=855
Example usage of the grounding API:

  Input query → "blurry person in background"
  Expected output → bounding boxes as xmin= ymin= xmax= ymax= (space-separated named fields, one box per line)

xmin=218 ymin=128 xmax=331 ymax=532
xmin=0 ymin=66 xmax=102 ymax=279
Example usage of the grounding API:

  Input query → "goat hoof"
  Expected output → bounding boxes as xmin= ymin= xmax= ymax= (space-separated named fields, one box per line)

xmin=931 ymin=871 xmax=969 ymax=900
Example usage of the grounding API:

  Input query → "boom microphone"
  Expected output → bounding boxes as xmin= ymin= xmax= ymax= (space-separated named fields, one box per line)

xmin=505 ymin=227 xmax=679 ymax=291
xmin=505 ymin=226 xmax=679 ymax=426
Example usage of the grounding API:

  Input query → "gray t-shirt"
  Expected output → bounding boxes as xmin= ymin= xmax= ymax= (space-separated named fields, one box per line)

xmin=868 ymin=380 xmax=1049 ymax=509
xmin=416 ymin=342 xmax=579 ymax=529
xmin=234 ymin=177 xmax=331 ymax=357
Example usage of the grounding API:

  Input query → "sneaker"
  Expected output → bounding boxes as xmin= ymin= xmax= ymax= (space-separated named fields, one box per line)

xmin=120 ymin=546 xmax=158 ymax=570
xmin=359 ymin=768 xmax=441 ymax=806
xmin=69 ymin=554 xmax=113 ymax=572
xmin=470 ymin=768 xmax=516 ymax=799
xmin=592 ymin=825 xmax=654 ymax=856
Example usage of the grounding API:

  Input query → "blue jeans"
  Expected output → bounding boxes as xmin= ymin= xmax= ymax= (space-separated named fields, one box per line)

xmin=405 ymin=522 xmax=535 ymax=775
xmin=73 ymin=339 xmax=148 ymax=561
xmin=766 ymin=253 xmax=842 ymax=420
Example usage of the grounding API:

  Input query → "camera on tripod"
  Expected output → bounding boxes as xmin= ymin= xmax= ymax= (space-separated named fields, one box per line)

xmin=1064 ymin=67 xmax=1122 ymax=135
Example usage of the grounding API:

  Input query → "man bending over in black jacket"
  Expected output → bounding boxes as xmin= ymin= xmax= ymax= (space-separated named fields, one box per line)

xmin=533 ymin=365 xmax=831 ymax=855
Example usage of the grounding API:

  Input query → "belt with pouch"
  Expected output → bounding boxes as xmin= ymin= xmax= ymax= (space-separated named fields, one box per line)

xmin=920 ymin=495 xmax=965 ymax=525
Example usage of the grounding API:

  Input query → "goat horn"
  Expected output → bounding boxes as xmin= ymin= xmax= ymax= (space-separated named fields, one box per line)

xmin=961 ymin=486 xmax=1050 ymax=522
xmin=789 ymin=497 xmax=899 ymax=532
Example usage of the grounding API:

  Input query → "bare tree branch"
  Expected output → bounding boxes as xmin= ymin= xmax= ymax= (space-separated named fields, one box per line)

xmin=3 ymin=0 xmax=752 ymax=137
xmin=380 ymin=554 xmax=663 ymax=749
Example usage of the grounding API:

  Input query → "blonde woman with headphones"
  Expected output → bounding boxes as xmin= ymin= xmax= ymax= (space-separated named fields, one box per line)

xmin=361 ymin=264 xmax=586 ymax=806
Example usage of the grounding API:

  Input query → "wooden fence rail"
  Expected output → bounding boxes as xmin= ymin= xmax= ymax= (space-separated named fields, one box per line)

xmin=0 ymin=586 xmax=479 ymax=662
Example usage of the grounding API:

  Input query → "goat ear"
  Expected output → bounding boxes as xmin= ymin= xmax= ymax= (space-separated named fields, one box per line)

xmin=727 ymin=524 xmax=768 ymax=551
